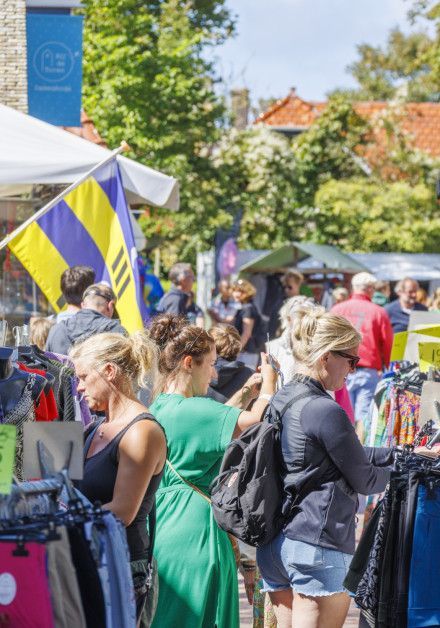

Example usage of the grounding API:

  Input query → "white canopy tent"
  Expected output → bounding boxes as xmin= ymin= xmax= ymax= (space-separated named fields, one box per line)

xmin=0 ymin=103 xmax=179 ymax=209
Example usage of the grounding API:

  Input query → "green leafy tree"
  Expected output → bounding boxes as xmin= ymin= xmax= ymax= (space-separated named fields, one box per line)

xmin=313 ymin=178 xmax=440 ymax=252
xmin=331 ymin=2 xmax=440 ymax=102
xmin=291 ymin=96 xmax=369 ymax=207
xmin=80 ymin=0 xmax=237 ymax=266
xmin=210 ymin=126 xmax=299 ymax=249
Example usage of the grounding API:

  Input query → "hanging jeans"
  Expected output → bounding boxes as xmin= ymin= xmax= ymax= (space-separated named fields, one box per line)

xmin=408 ymin=483 xmax=440 ymax=628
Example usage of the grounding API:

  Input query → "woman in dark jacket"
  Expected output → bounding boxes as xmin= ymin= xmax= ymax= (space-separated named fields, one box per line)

xmin=256 ymin=306 xmax=439 ymax=628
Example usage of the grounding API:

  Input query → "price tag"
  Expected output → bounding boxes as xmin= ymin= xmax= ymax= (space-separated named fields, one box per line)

xmin=418 ymin=342 xmax=440 ymax=372
xmin=390 ymin=331 xmax=408 ymax=362
xmin=0 ymin=425 xmax=16 ymax=495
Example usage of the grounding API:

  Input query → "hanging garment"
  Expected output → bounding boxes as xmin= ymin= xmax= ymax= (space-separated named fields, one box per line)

xmin=46 ymin=526 xmax=87 ymax=628
xmin=0 ymin=541 xmax=54 ymax=628
xmin=18 ymin=363 xmax=58 ymax=421
xmin=408 ymin=483 xmax=440 ymax=628
xmin=67 ymin=526 xmax=106 ymax=628
xmin=3 ymin=373 xmax=37 ymax=479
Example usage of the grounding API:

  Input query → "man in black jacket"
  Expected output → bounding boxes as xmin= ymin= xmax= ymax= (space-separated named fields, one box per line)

xmin=156 ymin=262 xmax=195 ymax=317
xmin=46 ymin=283 xmax=126 ymax=355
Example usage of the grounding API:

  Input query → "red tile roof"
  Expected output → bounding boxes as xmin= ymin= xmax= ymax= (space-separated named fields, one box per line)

xmin=255 ymin=89 xmax=440 ymax=157
xmin=63 ymin=110 xmax=107 ymax=147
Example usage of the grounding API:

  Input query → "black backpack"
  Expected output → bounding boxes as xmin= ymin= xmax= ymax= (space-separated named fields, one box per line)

xmin=210 ymin=391 xmax=310 ymax=547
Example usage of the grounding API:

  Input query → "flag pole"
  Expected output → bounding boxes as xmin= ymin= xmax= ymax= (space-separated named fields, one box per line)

xmin=0 ymin=143 xmax=127 ymax=251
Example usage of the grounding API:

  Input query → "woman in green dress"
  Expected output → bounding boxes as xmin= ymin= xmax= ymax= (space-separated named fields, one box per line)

xmin=150 ymin=317 xmax=277 ymax=628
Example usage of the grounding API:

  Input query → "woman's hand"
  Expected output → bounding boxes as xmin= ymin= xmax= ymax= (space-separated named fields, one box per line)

xmin=414 ymin=444 xmax=440 ymax=458
xmin=260 ymin=352 xmax=279 ymax=390
xmin=242 ymin=372 xmax=263 ymax=402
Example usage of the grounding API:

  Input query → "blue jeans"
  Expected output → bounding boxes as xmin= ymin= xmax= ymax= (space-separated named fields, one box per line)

xmin=408 ymin=485 xmax=440 ymax=627
xmin=346 ymin=368 xmax=379 ymax=426
xmin=257 ymin=533 xmax=352 ymax=597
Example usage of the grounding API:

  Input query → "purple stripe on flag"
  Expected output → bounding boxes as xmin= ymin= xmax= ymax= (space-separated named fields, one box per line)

xmin=38 ymin=199 xmax=111 ymax=285
xmin=96 ymin=162 xmax=149 ymax=322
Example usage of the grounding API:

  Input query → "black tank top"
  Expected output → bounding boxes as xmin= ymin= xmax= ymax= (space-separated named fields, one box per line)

xmin=78 ymin=413 xmax=165 ymax=561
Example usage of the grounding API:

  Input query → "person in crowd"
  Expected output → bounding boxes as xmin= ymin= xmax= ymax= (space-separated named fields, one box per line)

xmin=208 ymin=279 xmax=237 ymax=325
xmin=429 ymin=287 xmax=440 ymax=311
xmin=332 ymin=286 xmax=349 ymax=305
xmin=372 ymin=280 xmax=391 ymax=306
xmin=385 ymin=277 xmax=428 ymax=333
xmin=155 ymin=262 xmax=195 ymax=316
xmin=72 ymin=331 xmax=167 ymax=627
xmin=149 ymin=316 xmax=278 ymax=628
xmin=332 ymin=272 xmax=393 ymax=441
xmin=281 ymin=269 xmax=304 ymax=299
xmin=417 ymin=287 xmax=430 ymax=308
xmin=207 ymin=324 xmax=255 ymax=403
xmin=268 ymin=269 xmax=304 ymax=338
xmin=266 ymin=296 xmax=313 ymax=383
xmin=29 ymin=316 xmax=54 ymax=351
xmin=55 ymin=265 xmax=96 ymax=323
xmin=186 ymin=290 xmax=205 ymax=328
xmin=232 ymin=278 xmax=263 ymax=369
xmin=46 ymin=283 xmax=126 ymax=355
xmin=256 ymin=306 xmax=439 ymax=628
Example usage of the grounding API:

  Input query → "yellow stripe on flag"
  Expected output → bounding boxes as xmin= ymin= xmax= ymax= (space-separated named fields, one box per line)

xmin=64 ymin=178 xmax=143 ymax=332
xmin=8 ymin=222 xmax=68 ymax=312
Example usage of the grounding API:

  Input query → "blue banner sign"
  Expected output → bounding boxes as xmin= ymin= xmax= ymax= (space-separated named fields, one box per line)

xmin=26 ymin=14 xmax=83 ymax=126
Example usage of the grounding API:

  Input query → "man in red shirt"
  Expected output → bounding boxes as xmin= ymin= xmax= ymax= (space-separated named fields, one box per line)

xmin=332 ymin=272 xmax=393 ymax=441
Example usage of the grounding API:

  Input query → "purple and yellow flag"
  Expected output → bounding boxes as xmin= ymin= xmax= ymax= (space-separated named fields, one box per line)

xmin=8 ymin=159 xmax=147 ymax=332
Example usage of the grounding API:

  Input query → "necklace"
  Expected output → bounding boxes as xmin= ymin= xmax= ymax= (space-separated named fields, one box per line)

xmin=96 ymin=399 xmax=138 ymax=439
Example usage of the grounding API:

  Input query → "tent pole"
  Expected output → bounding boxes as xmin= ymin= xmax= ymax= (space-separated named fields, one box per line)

xmin=0 ymin=145 xmax=125 ymax=252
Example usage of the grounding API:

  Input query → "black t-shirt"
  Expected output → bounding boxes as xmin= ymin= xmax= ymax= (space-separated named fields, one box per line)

xmin=234 ymin=300 xmax=260 ymax=353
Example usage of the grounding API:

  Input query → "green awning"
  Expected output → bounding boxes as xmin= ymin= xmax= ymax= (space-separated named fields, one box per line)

xmin=239 ymin=242 xmax=368 ymax=274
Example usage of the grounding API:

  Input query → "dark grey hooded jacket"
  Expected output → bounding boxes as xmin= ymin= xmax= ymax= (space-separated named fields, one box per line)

xmin=275 ymin=375 xmax=394 ymax=554
xmin=45 ymin=309 xmax=126 ymax=356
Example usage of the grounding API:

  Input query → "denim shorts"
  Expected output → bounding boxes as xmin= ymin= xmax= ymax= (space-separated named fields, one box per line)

xmin=256 ymin=533 xmax=352 ymax=597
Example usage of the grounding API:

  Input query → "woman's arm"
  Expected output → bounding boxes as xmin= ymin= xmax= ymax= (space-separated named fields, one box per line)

xmin=104 ymin=420 xmax=167 ymax=526
xmin=231 ymin=354 xmax=278 ymax=438
xmin=240 ymin=317 xmax=255 ymax=349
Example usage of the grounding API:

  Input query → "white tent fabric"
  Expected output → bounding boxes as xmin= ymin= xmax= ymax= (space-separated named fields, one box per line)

xmin=0 ymin=104 xmax=179 ymax=209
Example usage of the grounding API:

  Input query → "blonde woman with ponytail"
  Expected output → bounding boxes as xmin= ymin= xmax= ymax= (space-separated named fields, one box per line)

xmin=70 ymin=331 xmax=167 ymax=627
xmin=256 ymin=307 xmax=439 ymax=628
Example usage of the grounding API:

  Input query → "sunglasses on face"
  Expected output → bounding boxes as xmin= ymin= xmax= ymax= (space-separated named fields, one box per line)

xmin=331 ymin=350 xmax=360 ymax=370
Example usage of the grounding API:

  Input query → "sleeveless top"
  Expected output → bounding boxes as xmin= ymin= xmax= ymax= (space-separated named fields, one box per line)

xmin=78 ymin=413 xmax=165 ymax=561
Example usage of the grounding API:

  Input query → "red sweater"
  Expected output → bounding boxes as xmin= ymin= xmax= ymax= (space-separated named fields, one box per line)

xmin=332 ymin=294 xmax=393 ymax=370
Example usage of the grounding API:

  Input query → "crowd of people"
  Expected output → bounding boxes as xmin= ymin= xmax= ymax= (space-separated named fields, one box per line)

xmin=21 ymin=262 xmax=440 ymax=628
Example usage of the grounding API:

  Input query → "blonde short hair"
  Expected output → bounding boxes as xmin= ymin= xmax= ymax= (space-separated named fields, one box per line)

xmin=209 ymin=325 xmax=241 ymax=361
xmin=232 ymin=278 xmax=257 ymax=301
xmin=70 ymin=330 xmax=157 ymax=389
xmin=30 ymin=317 xmax=54 ymax=351
xmin=291 ymin=306 xmax=362 ymax=368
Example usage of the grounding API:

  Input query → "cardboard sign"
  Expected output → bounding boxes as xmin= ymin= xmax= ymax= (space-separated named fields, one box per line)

xmin=420 ymin=381 xmax=440 ymax=425
xmin=419 ymin=342 xmax=440 ymax=373
xmin=390 ymin=331 xmax=409 ymax=362
xmin=405 ymin=311 xmax=440 ymax=363
xmin=23 ymin=422 xmax=83 ymax=480
xmin=0 ymin=426 xmax=17 ymax=495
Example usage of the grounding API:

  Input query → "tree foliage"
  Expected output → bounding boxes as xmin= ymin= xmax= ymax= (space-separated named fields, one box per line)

xmin=291 ymin=96 xmax=368 ymax=206
xmin=330 ymin=1 xmax=440 ymax=102
xmin=314 ymin=178 xmax=440 ymax=252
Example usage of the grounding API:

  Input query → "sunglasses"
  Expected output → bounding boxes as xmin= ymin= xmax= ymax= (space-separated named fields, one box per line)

xmin=331 ymin=350 xmax=360 ymax=370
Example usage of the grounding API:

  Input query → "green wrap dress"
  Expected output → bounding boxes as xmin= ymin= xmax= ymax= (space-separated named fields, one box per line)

xmin=150 ymin=393 xmax=241 ymax=628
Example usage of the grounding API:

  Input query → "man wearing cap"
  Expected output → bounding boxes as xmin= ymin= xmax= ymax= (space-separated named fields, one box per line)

xmin=332 ymin=272 xmax=393 ymax=440
xmin=46 ymin=283 xmax=126 ymax=356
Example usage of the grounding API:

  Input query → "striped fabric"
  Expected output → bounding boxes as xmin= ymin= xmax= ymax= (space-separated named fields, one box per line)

xmin=9 ymin=159 xmax=147 ymax=333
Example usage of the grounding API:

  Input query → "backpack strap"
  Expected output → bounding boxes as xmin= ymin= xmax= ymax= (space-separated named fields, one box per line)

xmin=268 ymin=390 xmax=311 ymax=428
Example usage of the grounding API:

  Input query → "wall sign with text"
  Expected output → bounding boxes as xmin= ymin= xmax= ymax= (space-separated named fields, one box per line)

xmin=26 ymin=14 xmax=83 ymax=126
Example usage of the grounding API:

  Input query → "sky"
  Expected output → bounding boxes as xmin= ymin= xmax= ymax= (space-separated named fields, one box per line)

xmin=212 ymin=0 xmax=423 ymax=108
